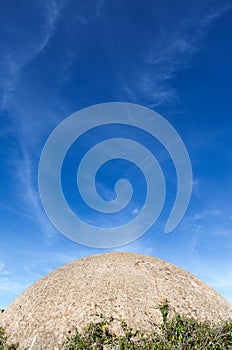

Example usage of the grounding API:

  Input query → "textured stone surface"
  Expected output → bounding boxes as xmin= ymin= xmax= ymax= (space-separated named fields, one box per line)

xmin=1 ymin=252 xmax=231 ymax=349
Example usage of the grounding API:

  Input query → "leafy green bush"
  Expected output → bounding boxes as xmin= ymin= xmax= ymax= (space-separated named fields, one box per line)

xmin=0 ymin=327 xmax=18 ymax=350
xmin=1 ymin=301 xmax=231 ymax=349
xmin=63 ymin=301 xmax=232 ymax=349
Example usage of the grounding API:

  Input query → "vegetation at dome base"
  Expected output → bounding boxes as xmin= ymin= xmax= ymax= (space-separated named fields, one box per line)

xmin=0 ymin=301 xmax=231 ymax=349
xmin=63 ymin=305 xmax=231 ymax=350
xmin=0 ymin=327 xmax=18 ymax=350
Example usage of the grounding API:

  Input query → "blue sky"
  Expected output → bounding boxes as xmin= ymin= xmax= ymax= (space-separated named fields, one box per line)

xmin=0 ymin=0 xmax=232 ymax=309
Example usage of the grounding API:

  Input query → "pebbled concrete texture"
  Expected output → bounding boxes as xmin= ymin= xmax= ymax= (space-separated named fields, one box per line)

xmin=1 ymin=252 xmax=232 ymax=349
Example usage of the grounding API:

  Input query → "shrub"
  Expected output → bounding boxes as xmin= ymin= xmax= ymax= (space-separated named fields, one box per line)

xmin=0 ymin=327 xmax=18 ymax=350
xmin=63 ymin=301 xmax=232 ymax=349
xmin=1 ymin=301 xmax=231 ymax=349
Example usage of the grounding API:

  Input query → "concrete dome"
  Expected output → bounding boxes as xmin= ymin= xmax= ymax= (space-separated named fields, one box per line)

xmin=1 ymin=252 xmax=231 ymax=349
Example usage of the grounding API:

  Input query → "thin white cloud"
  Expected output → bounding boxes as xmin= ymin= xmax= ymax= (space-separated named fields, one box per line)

xmin=0 ymin=277 xmax=25 ymax=293
xmin=129 ymin=3 xmax=231 ymax=106
xmin=192 ymin=208 xmax=222 ymax=221
xmin=95 ymin=0 xmax=106 ymax=18
xmin=200 ymin=4 xmax=231 ymax=28
xmin=192 ymin=178 xmax=200 ymax=197
xmin=0 ymin=0 xmax=109 ymax=241
xmin=193 ymin=263 xmax=232 ymax=304
xmin=0 ymin=247 xmax=95 ymax=308
xmin=0 ymin=260 xmax=31 ymax=308
xmin=112 ymin=238 xmax=156 ymax=256
xmin=0 ymin=263 xmax=9 ymax=276
xmin=0 ymin=0 xmax=66 ymax=110
xmin=208 ymin=272 xmax=232 ymax=291
xmin=12 ymin=145 xmax=59 ymax=239
xmin=75 ymin=0 xmax=106 ymax=24
xmin=33 ymin=0 xmax=66 ymax=58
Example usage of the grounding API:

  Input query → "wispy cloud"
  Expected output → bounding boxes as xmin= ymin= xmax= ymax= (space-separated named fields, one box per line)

xmin=207 ymin=271 xmax=232 ymax=291
xmin=0 ymin=263 xmax=9 ymax=276
xmin=191 ymin=208 xmax=222 ymax=221
xmin=0 ymin=247 xmax=95 ymax=308
xmin=0 ymin=277 xmax=27 ymax=293
xmin=112 ymin=238 xmax=156 ymax=256
xmin=0 ymin=0 xmax=65 ymax=110
xmin=0 ymin=1 xmax=71 ymax=239
xmin=128 ymin=3 xmax=231 ymax=106
xmin=0 ymin=260 xmax=30 ymax=308
xmin=194 ymin=263 xmax=232 ymax=303
xmin=74 ymin=0 xmax=106 ymax=24
xmin=200 ymin=4 xmax=231 ymax=28
xmin=0 ymin=0 xmax=109 ymax=240
xmin=15 ymin=148 xmax=58 ymax=239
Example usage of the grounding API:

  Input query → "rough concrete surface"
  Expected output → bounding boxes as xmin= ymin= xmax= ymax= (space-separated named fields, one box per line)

xmin=1 ymin=252 xmax=231 ymax=349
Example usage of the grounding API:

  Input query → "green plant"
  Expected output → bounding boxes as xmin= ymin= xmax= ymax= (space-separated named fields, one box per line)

xmin=62 ymin=314 xmax=115 ymax=349
xmin=1 ymin=302 xmax=232 ymax=349
xmin=0 ymin=327 xmax=18 ymax=350
xmin=63 ymin=303 xmax=232 ymax=350
xmin=157 ymin=298 xmax=169 ymax=324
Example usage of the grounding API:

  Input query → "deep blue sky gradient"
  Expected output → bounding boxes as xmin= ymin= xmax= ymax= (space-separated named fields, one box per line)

xmin=0 ymin=0 xmax=232 ymax=308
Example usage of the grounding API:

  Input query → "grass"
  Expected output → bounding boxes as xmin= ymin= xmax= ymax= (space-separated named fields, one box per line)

xmin=1 ymin=301 xmax=231 ymax=349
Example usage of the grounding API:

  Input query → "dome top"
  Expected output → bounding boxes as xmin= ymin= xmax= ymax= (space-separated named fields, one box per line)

xmin=1 ymin=252 xmax=231 ymax=349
